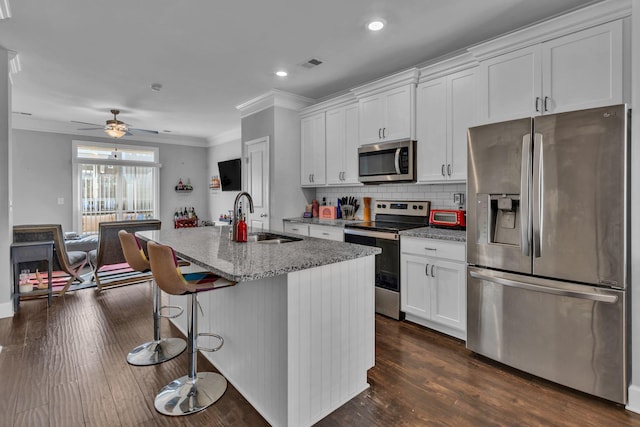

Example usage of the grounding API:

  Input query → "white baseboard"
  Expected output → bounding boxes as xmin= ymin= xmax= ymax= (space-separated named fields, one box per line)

xmin=0 ymin=301 xmax=13 ymax=319
xmin=626 ymin=384 xmax=640 ymax=414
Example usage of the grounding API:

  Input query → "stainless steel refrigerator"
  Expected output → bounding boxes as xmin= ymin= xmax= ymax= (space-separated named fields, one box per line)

xmin=466 ymin=104 xmax=629 ymax=404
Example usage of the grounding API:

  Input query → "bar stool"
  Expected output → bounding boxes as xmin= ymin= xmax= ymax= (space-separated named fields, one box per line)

xmin=118 ymin=231 xmax=187 ymax=366
xmin=147 ymin=241 xmax=237 ymax=416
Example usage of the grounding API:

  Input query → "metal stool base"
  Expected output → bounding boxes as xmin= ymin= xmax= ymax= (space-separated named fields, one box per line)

xmin=154 ymin=372 xmax=227 ymax=416
xmin=127 ymin=338 xmax=187 ymax=366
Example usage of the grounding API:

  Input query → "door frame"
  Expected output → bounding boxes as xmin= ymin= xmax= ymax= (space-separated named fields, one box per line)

xmin=243 ymin=136 xmax=270 ymax=231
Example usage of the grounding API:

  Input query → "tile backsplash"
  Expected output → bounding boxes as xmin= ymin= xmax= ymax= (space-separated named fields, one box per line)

xmin=315 ymin=182 xmax=466 ymax=215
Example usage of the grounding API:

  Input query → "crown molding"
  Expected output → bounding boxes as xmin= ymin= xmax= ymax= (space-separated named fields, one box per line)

xmin=350 ymin=68 xmax=420 ymax=99
xmin=418 ymin=52 xmax=478 ymax=83
xmin=236 ymin=89 xmax=315 ymax=118
xmin=12 ymin=115 xmax=210 ymax=148
xmin=207 ymin=127 xmax=241 ymax=147
xmin=299 ymin=92 xmax=357 ymax=117
xmin=468 ymin=0 xmax=631 ymax=61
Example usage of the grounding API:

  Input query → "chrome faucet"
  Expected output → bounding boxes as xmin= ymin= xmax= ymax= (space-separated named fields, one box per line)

xmin=232 ymin=191 xmax=254 ymax=241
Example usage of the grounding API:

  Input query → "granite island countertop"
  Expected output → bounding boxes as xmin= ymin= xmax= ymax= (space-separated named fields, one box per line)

xmin=137 ymin=226 xmax=380 ymax=282
xmin=400 ymin=227 xmax=467 ymax=242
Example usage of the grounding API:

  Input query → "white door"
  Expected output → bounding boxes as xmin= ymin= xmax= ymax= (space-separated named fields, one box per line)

xmin=480 ymin=45 xmax=541 ymax=124
xmin=416 ymin=77 xmax=447 ymax=182
xmin=400 ymin=253 xmax=430 ymax=318
xmin=244 ymin=136 xmax=270 ymax=232
xmin=542 ymin=20 xmax=622 ymax=114
xmin=430 ymin=259 xmax=466 ymax=333
xmin=359 ymin=94 xmax=384 ymax=145
xmin=342 ymin=103 xmax=360 ymax=184
xmin=325 ymin=107 xmax=346 ymax=185
xmin=447 ymin=68 xmax=476 ymax=181
xmin=383 ymin=85 xmax=412 ymax=142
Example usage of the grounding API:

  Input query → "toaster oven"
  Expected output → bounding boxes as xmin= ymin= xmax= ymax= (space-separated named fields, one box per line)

xmin=429 ymin=209 xmax=466 ymax=229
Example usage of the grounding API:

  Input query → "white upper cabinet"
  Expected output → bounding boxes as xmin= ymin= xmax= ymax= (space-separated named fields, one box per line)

xmin=477 ymin=19 xmax=623 ymax=123
xmin=300 ymin=112 xmax=326 ymax=186
xmin=417 ymin=64 xmax=477 ymax=183
xmin=325 ymin=102 xmax=360 ymax=185
xmin=352 ymin=69 xmax=419 ymax=145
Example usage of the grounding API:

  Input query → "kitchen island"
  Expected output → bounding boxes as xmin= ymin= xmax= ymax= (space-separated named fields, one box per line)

xmin=137 ymin=227 xmax=380 ymax=427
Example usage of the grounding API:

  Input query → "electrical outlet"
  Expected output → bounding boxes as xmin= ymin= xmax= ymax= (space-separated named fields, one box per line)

xmin=453 ymin=193 xmax=465 ymax=205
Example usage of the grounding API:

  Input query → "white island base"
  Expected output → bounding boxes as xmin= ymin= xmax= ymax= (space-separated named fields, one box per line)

xmin=168 ymin=255 xmax=375 ymax=427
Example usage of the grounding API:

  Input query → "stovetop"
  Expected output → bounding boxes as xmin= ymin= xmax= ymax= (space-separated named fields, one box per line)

xmin=345 ymin=200 xmax=431 ymax=233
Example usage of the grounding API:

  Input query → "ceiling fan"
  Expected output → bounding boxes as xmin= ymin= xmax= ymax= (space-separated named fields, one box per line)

xmin=72 ymin=109 xmax=159 ymax=139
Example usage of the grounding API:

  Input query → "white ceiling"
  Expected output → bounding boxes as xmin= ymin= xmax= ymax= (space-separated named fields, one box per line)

xmin=1 ymin=0 xmax=598 ymax=145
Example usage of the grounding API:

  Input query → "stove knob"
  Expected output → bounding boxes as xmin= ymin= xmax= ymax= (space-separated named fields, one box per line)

xmin=382 ymin=204 xmax=387 ymax=208
xmin=377 ymin=204 xmax=382 ymax=208
xmin=413 ymin=205 xmax=418 ymax=210
xmin=418 ymin=205 xmax=423 ymax=210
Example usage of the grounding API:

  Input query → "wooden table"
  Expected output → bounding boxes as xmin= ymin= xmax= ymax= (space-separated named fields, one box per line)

xmin=11 ymin=240 xmax=54 ymax=312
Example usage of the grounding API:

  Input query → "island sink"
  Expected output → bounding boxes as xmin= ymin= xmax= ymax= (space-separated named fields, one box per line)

xmin=247 ymin=232 xmax=302 ymax=244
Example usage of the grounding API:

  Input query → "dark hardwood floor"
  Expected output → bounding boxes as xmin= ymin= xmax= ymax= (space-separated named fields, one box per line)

xmin=1 ymin=283 xmax=639 ymax=427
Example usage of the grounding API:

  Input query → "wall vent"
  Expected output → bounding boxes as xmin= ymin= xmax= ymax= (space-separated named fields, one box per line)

xmin=299 ymin=58 xmax=324 ymax=69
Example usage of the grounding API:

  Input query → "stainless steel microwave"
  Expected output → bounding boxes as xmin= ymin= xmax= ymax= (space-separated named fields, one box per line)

xmin=358 ymin=140 xmax=416 ymax=184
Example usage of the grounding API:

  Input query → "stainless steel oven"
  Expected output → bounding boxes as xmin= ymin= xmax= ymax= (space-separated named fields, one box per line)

xmin=358 ymin=140 xmax=416 ymax=183
xmin=344 ymin=200 xmax=430 ymax=320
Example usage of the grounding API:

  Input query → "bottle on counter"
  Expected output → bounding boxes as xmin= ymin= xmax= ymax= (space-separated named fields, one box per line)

xmin=336 ymin=198 xmax=342 ymax=219
xmin=363 ymin=197 xmax=372 ymax=221
xmin=312 ymin=199 xmax=319 ymax=218
xmin=236 ymin=215 xmax=247 ymax=242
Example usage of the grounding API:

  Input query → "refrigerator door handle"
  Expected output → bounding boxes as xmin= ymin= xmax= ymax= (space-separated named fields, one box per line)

xmin=469 ymin=271 xmax=618 ymax=303
xmin=532 ymin=133 xmax=543 ymax=258
xmin=520 ymin=134 xmax=531 ymax=256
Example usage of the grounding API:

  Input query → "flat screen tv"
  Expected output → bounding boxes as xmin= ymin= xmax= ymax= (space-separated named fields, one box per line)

xmin=218 ymin=158 xmax=242 ymax=191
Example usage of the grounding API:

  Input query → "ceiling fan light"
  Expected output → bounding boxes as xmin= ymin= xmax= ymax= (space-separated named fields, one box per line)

xmin=105 ymin=123 xmax=127 ymax=138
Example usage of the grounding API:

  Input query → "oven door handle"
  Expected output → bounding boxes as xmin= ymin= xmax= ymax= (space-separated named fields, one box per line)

xmin=344 ymin=228 xmax=399 ymax=241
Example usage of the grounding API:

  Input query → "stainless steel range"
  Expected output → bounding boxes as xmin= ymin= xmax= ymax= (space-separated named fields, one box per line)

xmin=344 ymin=200 xmax=430 ymax=319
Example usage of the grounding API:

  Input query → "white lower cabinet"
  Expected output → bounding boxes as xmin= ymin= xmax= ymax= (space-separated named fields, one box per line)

xmin=401 ymin=236 xmax=466 ymax=340
xmin=308 ymin=224 xmax=344 ymax=242
xmin=283 ymin=222 xmax=344 ymax=242
xmin=284 ymin=221 xmax=309 ymax=236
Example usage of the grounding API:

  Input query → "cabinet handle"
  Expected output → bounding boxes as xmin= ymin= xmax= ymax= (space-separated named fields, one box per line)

xmin=447 ymin=164 xmax=452 ymax=176
xmin=260 ymin=213 xmax=268 ymax=218
xmin=441 ymin=164 xmax=445 ymax=177
xmin=425 ymin=263 xmax=429 ymax=276
xmin=544 ymin=96 xmax=550 ymax=112
xmin=382 ymin=127 xmax=386 ymax=139
xmin=292 ymin=228 xmax=299 ymax=231
xmin=322 ymin=232 xmax=329 ymax=236
xmin=431 ymin=265 xmax=435 ymax=277
xmin=535 ymin=97 xmax=541 ymax=112
xmin=378 ymin=128 xmax=382 ymax=139
xmin=424 ymin=247 xmax=437 ymax=251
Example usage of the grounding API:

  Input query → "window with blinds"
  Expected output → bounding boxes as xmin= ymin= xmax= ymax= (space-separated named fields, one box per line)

xmin=72 ymin=141 xmax=160 ymax=234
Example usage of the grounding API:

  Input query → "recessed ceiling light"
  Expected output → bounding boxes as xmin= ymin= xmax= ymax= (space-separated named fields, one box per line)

xmin=275 ymin=70 xmax=288 ymax=77
xmin=368 ymin=20 xmax=385 ymax=31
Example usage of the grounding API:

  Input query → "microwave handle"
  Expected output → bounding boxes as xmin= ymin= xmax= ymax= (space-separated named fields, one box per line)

xmin=394 ymin=148 xmax=401 ymax=174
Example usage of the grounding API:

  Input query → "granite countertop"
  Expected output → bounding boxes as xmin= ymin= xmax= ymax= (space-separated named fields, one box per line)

xmin=283 ymin=217 xmax=360 ymax=227
xmin=400 ymin=227 xmax=467 ymax=242
xmin=137 ymin=227 xmax=380 ymax=282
